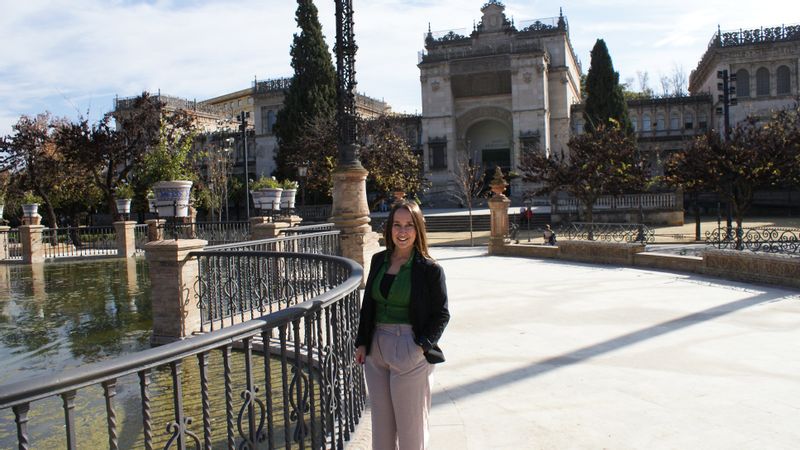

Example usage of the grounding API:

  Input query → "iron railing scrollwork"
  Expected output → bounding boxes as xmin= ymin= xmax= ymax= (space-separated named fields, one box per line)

xmin=704 ymin=227 xmax=800 ymax=255
xmin=0 ymin=252 xmax=365 ymax=450
xmin=561 ymin=222 xmax=655 ymax=243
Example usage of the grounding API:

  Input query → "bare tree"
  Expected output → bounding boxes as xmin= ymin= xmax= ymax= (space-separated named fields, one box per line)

xmin=670 ymin=64 xmax=688 ymax=97
xmin=449 ymin=149 xmax=486 ymax=246
xmin=636 ymin=70 xmax=654 ymax=97
xmin=659 ymin=74 xmax=671 ymax=97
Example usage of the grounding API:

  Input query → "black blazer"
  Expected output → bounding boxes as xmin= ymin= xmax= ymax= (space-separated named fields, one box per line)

xmin=355 ymin=249 xmax=450 ymax=364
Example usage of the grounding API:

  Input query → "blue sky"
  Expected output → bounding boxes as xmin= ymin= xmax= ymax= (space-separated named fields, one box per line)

xmin=1 ymin=0 xmax=797 ymax=135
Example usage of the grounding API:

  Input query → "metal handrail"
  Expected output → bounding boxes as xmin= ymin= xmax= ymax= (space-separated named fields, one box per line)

xmin=204 ymin=230 xmax=340 ymax=253
xmin=0 ymin=252 xmax=364 ymax=449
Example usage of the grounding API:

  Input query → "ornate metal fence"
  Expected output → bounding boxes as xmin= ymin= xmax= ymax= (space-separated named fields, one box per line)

xmin=0 ymin=253 xmax=365 ymax=450
xmin=171 ymin=221 xmax=251 ymax=245
xmin=283 ymin=223 xmax=334 ymax=236
xmin=205 ymin=231 xmax=341 ymax=256
xmin=41 ymin=226 xmax=117 ymax=258
xmin=134 ymin=224 xmax=148 ymax=254
xmin=561 ymin=222 xmax=655 ymax=243
xmin=704 ymin=227 xmax=800 ymax=255
xmin=1 ymin=229 xmax=21 ymax=261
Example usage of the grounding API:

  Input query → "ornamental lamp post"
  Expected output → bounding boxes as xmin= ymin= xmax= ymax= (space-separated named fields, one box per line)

xmin=298 ymin=163 xmax=308 ymax=209
xmin=238 ymin=111 xmax=251 ymax=220
xmin=716 ymin=69 xmax=737 ymax=239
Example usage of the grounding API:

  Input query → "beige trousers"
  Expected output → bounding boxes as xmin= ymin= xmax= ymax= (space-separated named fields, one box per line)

xmin=365 ymin=324 xmax=435 ymax=450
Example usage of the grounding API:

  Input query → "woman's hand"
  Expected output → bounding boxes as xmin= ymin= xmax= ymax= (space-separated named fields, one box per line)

xmin=355 ymin=346 xmax=366 ymax=365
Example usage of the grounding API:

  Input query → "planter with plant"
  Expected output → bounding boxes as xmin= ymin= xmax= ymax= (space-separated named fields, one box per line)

xmin=280 ymin=179 xmax=298 ymax=210
xmin=250 ymin=176 xmax=282 ymax=212
xmin=114 ymin=183 xmax=134 ymax=216
xmin=22 ymin=191 xmax=43 ymax=217
xmin=143 ymin=126 xmax=195 ymax=218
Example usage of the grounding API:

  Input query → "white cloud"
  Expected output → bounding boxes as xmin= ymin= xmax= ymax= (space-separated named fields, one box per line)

xmin=1 ymin=0 xmax=798 ymax=135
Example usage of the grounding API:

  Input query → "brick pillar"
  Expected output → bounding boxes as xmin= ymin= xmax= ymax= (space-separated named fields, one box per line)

xmin=146 ymin=219 xmax=166 ymax=242
xmin=114 ymin=221 xmax=137 ymax=258
xmin=250 ymin=216 xmax=290 ymax=240
xmin=0 ymin=226 xmax=9 ymax=260
xmin=331 ymin=166 xmax=380 ymax=285
xmin=20 ymin=225 xmax=45 ymax=264
xmin=144 ymin=239 xmax=207 ymax=345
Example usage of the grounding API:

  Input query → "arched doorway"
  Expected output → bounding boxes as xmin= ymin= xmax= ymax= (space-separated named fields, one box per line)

xmin=464 ymin=119 xmax=513 ymax=194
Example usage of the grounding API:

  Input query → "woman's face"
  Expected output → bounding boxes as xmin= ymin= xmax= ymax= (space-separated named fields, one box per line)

xmin=391 ymin=207 xmax=417 ymax=253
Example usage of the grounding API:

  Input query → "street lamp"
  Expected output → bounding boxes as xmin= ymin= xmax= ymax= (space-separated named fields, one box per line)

xmin=298 ymin=163 xmax=308 ymax=210
xmin=716 ymin=69 xmax=737 ymax=239
xmin=238 ymin=111 xmax=251 ymax=220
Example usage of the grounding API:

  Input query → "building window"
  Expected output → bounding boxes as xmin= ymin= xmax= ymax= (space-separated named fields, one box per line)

xmin=656 ymin=114 xmax=665 ymax=131
xmin=268 ymin=110 xmax=276 ymax=133
xmin=260 ymin=107 xmax=269 ymax=133
xmin=698 ymin=113 xmax=708 ymax=130
xmin=684 ymin=113 xmax=694 ymax=130
xmin=670 ymin=112 xmax=680 ymax=130
xmin=642 ymin=114 xmax=651 ymax=131
xmin=736 ymin=69 xmax=750 ymax=97
xmin=631 ymin=117 xmax=638 ymax=132
xmin=429 ymin=143 xmax=447 ymax=170
xmin=756 ymin=67 xmax=770 ymax=96
xmin=777 ymin=65 xmax=791 ymax=95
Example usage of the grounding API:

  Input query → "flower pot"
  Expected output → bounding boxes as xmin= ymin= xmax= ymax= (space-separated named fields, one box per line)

xmin=153 ymin=180 xmax=193 ymax=218
xmin=22 ymin=203 xmax=39 ymax=217
xmin=115 ymin=198 xmax=132 ymax=215
xmin=251 ymin=188 xmax=283 ymax=212
xmin=280 ymin=189 xmax=297 ymax=210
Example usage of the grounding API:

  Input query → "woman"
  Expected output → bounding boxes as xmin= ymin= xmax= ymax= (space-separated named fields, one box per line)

xmin=355 ymin=199 xmax=450 ymax=450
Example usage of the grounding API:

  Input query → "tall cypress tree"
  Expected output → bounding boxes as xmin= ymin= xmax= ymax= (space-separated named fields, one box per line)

xmin=273 ymin=0 xmax=337 ymax=179
xmin=583 ymin=39 xmax=632 ymax=133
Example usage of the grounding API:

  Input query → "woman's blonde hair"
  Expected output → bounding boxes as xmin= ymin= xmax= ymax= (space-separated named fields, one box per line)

xmin=384 ymin=199 xmax=432 ymax=260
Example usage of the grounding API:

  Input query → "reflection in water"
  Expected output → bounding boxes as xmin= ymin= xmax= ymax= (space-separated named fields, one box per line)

xmin=0 ymin=258 xmax=152 ymax=385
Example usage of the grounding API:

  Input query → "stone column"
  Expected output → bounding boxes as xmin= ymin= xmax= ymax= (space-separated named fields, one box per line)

xmin=331 ymin=166 xmax=380 ymax=284
xmin=250 ymin=216 xmax=290 ymax=240
xmin=488 ymin=167 xmax=511 ymax=255
xmin=144 ymin=239 xmax=208 ymax=345
xmin=113 ymin=221 xmax=137 ymax=258
xmin=0 ymin=226 xmax=9 ymax=260
xmin=145 ymin=219 xmax=166 ymax=242
xmin=20 ymin=225 xmax=45 ymax=264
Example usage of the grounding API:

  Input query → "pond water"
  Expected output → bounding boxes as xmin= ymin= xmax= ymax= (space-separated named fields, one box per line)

xmin=0 ymin=258 xmax=152 ymax=385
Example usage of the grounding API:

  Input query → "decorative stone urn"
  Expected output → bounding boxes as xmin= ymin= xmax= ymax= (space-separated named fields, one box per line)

xmin=489 ymin=167 xmax=508 ymax=197
xmin=152 ymin=180 xmax=193 ymax=218
xmin=251 ymin=188 xmax=283 ymax=212
xmin=22 ymin=203 xmax=39 ymax=218
xmin=115 ymin=198 xmax=132 ymax=216
xmin=280 ymin=189 xmax=297 ymax=210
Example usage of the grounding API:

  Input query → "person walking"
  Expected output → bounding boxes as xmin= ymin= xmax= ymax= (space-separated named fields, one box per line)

xmin=355 ymin=199 xmax=450 ymax=450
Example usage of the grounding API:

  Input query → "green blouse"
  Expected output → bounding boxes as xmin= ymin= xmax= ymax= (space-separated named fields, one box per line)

xmin=372 ymin=250 xmax=414 ymax=324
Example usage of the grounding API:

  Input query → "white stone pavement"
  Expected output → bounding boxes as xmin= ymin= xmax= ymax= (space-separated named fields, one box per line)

xmin=348 ymin=247 xmax=800 ymax=450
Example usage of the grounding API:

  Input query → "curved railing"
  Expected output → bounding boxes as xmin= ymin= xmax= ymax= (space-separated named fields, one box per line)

xmin=704 ymin=227 xmax=800 ymax=255
xmin=204 ymin=230 xmax=340 ymax=255
xmin=0 ymin=252 xmax=364 ymax=450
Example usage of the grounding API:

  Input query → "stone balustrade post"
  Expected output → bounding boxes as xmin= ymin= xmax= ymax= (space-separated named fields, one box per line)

xmin=488 ymin=167 xmax=511 ymax=254
xmin=0 ymin=226 xmax=9 ymax=260
xmin=146 ymin=219 xmax=166 ymax=242
xmin=144 ymin=239 xmax=207 ymax=345
xmin=20 ymin=225 xmax=45 ymax=264
xmin=250 ymin=216 xmax=290 ymax=240
xmin=113 ymin=221 xmax=137 ymax=258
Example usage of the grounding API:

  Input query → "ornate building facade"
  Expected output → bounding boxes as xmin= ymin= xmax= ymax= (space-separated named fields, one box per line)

xmin=418 ymin=1 xmax=581 ymax=205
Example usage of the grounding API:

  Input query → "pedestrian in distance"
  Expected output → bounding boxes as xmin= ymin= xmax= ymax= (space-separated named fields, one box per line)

xmin=543 ymin=224 xmax=557 ymax=245
xmin=355 ymin=199 xmax=450 ymax=450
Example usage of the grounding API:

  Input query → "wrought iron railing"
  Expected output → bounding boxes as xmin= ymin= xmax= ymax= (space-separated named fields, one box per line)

xmin=0 ymin=253 xmax=365 ymax=450
xmin=552 ymin=192 xmax=678 ymax=213
xmin=704 ymin=227 xmax=800 ymax=255
xmin=283 ymin=223 xmax=335 ymax=236
xmin=205 ymin=231 xmax=341 ymax=256
xmin=41 ymin=226 xmax=117 ymax=259
xmin=296 ymin=205 xmax=332 ymax=223
xmin=171 ymin=221 xmax=251 ymax=245
xmin=1 ymin=229 xmax=22 ymax=261
xmin=134 ymin=224 xmax=148 ymax=254
xmin=561 ymin=222 xmax=654 ymax=243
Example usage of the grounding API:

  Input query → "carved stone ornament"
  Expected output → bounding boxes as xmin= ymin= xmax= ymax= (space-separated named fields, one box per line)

xmin=431 ymin=80 xmax=441 ymax=91
xmin=523 ymin=72 xmax=532 ymax=83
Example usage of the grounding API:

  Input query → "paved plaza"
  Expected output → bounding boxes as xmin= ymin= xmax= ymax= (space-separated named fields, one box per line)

xmin=349 ymin=246 xmax=800 ymax=449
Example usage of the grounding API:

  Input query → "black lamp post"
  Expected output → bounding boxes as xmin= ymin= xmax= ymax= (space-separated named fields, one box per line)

xmin=238 ymin=111 xmax=251 ymax=220
xmin=716 ymin=69 xmax=737 ymax=239
xmin=298 ymin=163 xmax=308 ymax=209
xmin=334 ymin=0 xmax=362 ymax=168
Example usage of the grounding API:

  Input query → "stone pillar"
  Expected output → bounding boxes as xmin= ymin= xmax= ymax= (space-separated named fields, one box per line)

xmin=20 ymin=225 xmax=45 ymax=264
xmin=331 ymin=166 xmax=380 ymax=284
xmin=146 ymin=219 xmax=166 ymax=242
xmin=250 ymin=216 xmax=290 ymax=240
xmin=144 ymin=239 xmax=207 ymax=345
xmin=0 ymin=226 xmax=9 ymax=260
xmin=488 ymin=167 xmax=511 ymax=255
xmin=114 ymin=221 xmax=137 ymax=258
xmin=22 ymin=214 xmax=42 ymax=226
xmin=275 ymin=215 xmax=303 ymax=228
